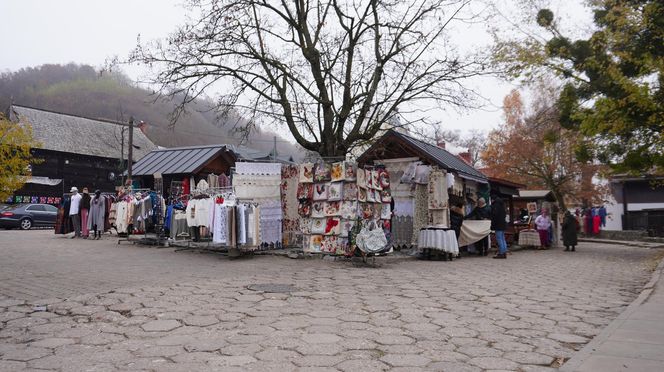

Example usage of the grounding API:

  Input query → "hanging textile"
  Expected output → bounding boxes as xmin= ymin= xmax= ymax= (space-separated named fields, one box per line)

xmin=281 ymin=165 xmax=300 ymax=245
xmin=412 ymin=184 xmax=429 ymax=244
xmin=259 ymin=201 xmax=282 ymax=245
xmin=458 ymin=220 xmax=492 ymax=247
xmin=235 ymin=162 xmax=282 ymax=175
xmin=213 ymin=205 xmax=228 ymax=244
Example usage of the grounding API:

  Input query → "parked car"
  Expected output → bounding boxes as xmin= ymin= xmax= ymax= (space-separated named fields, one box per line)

xmin=0 ymin=204 xmax=58 ymax=230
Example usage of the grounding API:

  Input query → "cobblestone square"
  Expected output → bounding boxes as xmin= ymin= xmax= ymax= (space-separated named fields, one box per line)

xmin=0 ymin=230 xmax=658 ymax=371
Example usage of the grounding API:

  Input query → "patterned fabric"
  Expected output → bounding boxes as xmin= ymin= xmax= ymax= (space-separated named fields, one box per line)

xmin=412 ymin=184 xmax=429 ymax=244
xmin=428 ymin=169 xmax=448 ymax=209
xmin=328 ymin=182 xmax=343 ymax=201
xmin=331 ymin=162 xmax=345 ymax=182
xmin=281 ymin=165 xmax=300 ymax=245
xmin=314 ymin=163 xmax=331 ymax=182
xmin=259 ymin=201 xmax=282 ymax=244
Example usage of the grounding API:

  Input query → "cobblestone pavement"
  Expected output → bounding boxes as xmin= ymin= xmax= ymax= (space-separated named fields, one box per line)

xmin=0 ymin=230 xmax=659 ymax=371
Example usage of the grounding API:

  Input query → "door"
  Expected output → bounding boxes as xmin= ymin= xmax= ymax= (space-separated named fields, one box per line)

xmin=43 ymin=204 xmax=58 ymax=226
xmin=25 ymin=204 xmax=47 ymax=225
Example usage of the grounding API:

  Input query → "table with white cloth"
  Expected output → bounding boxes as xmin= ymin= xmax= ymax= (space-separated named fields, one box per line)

xmin=518 ymin=229 xmax=541 ymax=247
xmin=417 ymin=227 xmax=459 ymax=260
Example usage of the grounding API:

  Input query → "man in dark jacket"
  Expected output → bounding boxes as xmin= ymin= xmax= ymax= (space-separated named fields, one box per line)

xmin=491 ymin=196 xmax=508 ymax=259
xmin=466 ymin=197 xmax=490 ymax=255
xmin=450 ymin=202 xmax=464 ymax=240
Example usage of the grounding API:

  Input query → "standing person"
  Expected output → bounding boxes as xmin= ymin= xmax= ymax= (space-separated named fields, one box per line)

xmin=466 ymin=197 xmax=490 ymax=256
xmin=562 ymin=210 xmax=579 ymax=251
xmin=69 ymin=187 xmax=82 ymax=238
xmin=80 ymin=188 xmax=91 ymax=238
xmin=450 ymin=202 xmax=464 ymax=240
xmin=88 ymin=190 xmax=106 ymax=240
xmin=491 ymin=196 xmax=508 ymax=259
xmin=535 ymin=209 xmax=552 ymax=248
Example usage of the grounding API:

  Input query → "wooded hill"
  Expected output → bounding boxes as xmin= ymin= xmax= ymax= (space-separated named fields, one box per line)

xmin=0 ymin=64 xmax=301 ymax=158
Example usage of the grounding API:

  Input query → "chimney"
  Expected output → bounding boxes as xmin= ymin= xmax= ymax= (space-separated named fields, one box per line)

xmin=437 ymin=140 xmax=445 ymax=149
xmin=458 ymin=152 xmax=472 ymax=165
xmin=137 ymin=121 xmax=148 ymax=135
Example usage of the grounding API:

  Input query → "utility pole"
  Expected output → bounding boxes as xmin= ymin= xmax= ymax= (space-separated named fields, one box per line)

xmin=127 ymin=116 xmax=134 ymax=182
xmin=272 ymin=136 xmax=277 ymax=162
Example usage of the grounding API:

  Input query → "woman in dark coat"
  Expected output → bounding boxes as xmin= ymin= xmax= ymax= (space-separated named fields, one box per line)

xmin=562 ymin=211 xmax=579 ymax=251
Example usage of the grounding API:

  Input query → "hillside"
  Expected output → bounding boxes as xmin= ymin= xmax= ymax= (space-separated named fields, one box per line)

xmin=0 ymin=64 xmax=301 ymax=158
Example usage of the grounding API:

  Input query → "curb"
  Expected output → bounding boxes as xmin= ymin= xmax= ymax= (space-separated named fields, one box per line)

xmin=559 ymin=257 xmax=664 ymax=371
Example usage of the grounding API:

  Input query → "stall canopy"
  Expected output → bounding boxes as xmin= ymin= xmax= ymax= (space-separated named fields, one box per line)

xmin=358 ymin=129 xmax=488 ymax=184
xmin=131 ymin=144 xmax=237 ymax=176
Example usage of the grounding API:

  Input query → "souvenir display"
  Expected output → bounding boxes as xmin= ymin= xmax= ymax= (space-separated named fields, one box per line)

xmin=295 ymin=161 xmax=392 ymax=255
xmin=300 ymin=218 xmax=312 ymax=234
xmin=313 ymin=183 xmax=329 ymax=201
xmin=297 ymin=183 xmax=313 ymax=200
xmin=356 ymin=168 xmax=367 ymax=189
xmin=372 ymin=169 xmax=382 ymax=191
xmin=314 ymin=163 xmax=331 ymax=182
xmin=342 ymin=183 xmax=358 ymax=200
xmin=311 ymin=202 xmax=326 ymax=218
xmin=340 ymin=201 xmax=357 ymax=219
xmin=331 ymin=162 xmax=345 ymax=182
xmin=378 ymin=168 xmax=390 ymax=189
xmin=360 ymin=203 xmax=374 ymax=219
xmin=381 ymin=203 xmax=392 ymax=220
xmin=366 ymin=188 xmax=375 ymax=202
xmin=311 ymin=218 xmax=326 ymax=234
xmin=344 ymin=161 xmax=357 ymax=181
xmin=324 ymin=217 xmax=341 ymax=235
xmin=298 ymin=200 xmax=311 ymax=217
xmin=309 ymin=234 xmax=323 ymax=252
xmin=328 ymin=182 xmax=343 ymax=201
xmin=299 ymin=163 xmax=314 ymax=183
xmin=321 ymin=235 xmax=338 ymax=253
xmin=324 ymin=201 xmax=341 ymax=216
xmin=358 ymin=188 xmax=368 ymax=202
xmin=340 ymin=219 xmax=354 ymax=237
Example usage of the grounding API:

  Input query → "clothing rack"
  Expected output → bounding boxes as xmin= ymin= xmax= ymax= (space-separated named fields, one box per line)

xmin=117 ymin=189 xmax=162 ymax=246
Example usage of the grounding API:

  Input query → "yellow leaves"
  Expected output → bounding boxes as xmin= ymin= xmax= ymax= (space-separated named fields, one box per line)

xmin=0 ymin=114 xmax=41 ymax=201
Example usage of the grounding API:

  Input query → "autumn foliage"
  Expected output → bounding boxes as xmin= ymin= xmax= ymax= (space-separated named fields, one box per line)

xmin=481 ymin=88 xmax=606 ymax=211
xmin=0 ymin=113 xmax=40 ymax=201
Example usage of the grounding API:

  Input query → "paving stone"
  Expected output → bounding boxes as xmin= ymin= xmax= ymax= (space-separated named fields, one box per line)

xmin=30 ymin=337 xmax=76 ymax=348
xmin=182 ymin=315 xmax=219 ymax=327
xmin=547 ymin=333 xmax=590 ymax=343
xmin=205 ymin=354 xmax=257 ymax=366
xmin=140 ymin=319 xmax=182 ymax=332
xmin=293 ymin=355 xmax=346 ymax=367
xmin=380 ymin=353 xmax=431 ymax=367
xmin=302 ymin=333 xmax=343 ymax=344
xmin=336 ymin=359 xmax=390 ymax=371
xmin=0 ymin=360 xmax=27 ymax=371
xmin=427 ymin=361 xmax=482 ymax=372
xmin=503 ymin=351 xmax=554 ymax=365
xmin=468 ymin=356 xmax=520 ymax=370
xmin=373 ymin=335 xmax=415 ymax=345
xmin=1 ymin=346 xmax=52 ymax=361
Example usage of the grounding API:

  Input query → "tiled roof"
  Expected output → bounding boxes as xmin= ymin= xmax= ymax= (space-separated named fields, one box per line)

xmin=11 ymin=105 xmax=156 ymax=161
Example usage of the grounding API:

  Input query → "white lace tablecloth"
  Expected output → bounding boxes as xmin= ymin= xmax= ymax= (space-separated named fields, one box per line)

xmin=518 ymin=230 xmax=541 ymax=247
xmin=417 ymin=228 xmax=459 ymax=254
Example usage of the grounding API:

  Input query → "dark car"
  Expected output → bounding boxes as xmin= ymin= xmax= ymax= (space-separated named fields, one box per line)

xmin=0 ymin=204 xmax=58 ymax=230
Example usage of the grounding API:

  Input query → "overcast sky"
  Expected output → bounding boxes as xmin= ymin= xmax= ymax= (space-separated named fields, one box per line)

xmin=0 ymin=0 xmax=591 ymax=141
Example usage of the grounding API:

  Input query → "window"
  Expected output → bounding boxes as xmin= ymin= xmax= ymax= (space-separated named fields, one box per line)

xmin=26 ymin=205 xmax=45 ymax=211
xmin=44 ymin=205 xmax=58 ymax=212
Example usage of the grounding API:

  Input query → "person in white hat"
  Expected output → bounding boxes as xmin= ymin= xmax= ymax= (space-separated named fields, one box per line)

xmin=69 ymin=187 xmax=82 ymax=238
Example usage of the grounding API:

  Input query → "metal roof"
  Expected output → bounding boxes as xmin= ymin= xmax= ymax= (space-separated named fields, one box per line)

xmin=386 ymin=130 xmax=488 ymax=183
xmin=131 ymin=145 xmax=232 ymax=176
xmin=11 ymin=105 xmax=156 ymax=161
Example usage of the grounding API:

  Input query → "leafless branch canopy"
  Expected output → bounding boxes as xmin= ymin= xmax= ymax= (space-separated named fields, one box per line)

xmin=131 ymin=0 xmax=490 ymax=156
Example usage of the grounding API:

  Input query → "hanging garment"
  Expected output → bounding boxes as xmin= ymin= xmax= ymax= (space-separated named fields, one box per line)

xmin=593 ymin=215 xmax=601 ymax=234
xmin=87 ymin=195 xmax=106 ymax=232
xmin=213 ymin=205 xmax=228 ymax=244
xmin=219 ymin=173 xmax=232 ymax=188
xmin=237 ymin=204 xmax=247 ymax=244
xmin=599 ymin=206 xmax=607 ymax=227
xmin=412 ymin=184 xmax=429 ymax=244
xmin=428 ymin=169 xmax=449 ymax=209
xmin=207 ymin=173 xmax=219 ymax=189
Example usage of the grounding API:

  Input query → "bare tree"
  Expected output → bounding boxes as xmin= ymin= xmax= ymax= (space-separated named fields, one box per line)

xmin=130 ymin=0 xmax=491 ymax=157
